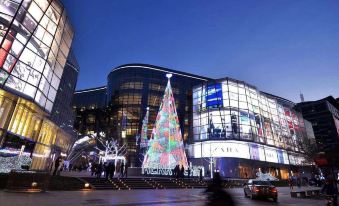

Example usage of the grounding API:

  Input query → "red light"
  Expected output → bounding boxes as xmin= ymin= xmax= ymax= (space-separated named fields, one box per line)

xmin=253 ymin=186 xmax=260 ymax=192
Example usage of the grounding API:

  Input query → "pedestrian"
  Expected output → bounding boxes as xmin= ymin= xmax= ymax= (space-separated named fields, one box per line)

xmin=180 ymin=165 xmax=185 ymax=179
xmin=91 ymin=163 xmax=97 ymax=176
xmin=53 ymin=156 xmax=61 ymax=176
xmin=289 ymin=176 xmax=294 ymax=190
xmin=57 ymin=158 xmax=64 ymax=176
xmin=174 ymin=165 xmax=179 ymax=178
xmin=321 ymin=179 xmax=338 ymax=206
xmin=104 ymin=162 xmax=109 ymax=180
xmin=124 ymin=164 xmax=128 ymax=178
xmin=120 ymin=162 xmax=125 ymax=178
xmin=187 ymin=167 xmax=191 ymax=180
xmin=96 ymin=162 xmax=103 ymax=179
xmin=199 ymin=168 xmax=203 ymax=181
xmin=109 ymin=162 xmax=115 ymax=179
xmin=205 ymin=172 xmax=235 ymax=206
xmin=297 ymin=176 xmax=301 ymax=189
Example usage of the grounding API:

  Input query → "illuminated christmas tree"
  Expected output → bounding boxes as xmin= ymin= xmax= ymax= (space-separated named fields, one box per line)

xmin=142 ymin=74 xmax=188 ymax=170
xmin=140 ymin=107 xmax=150 ymax=149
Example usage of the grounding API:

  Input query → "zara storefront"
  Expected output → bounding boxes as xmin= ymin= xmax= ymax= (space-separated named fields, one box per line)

xmin=188 ymin=77 xmax=313 ymax=179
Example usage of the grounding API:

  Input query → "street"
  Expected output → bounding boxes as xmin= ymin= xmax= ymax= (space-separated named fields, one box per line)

xmin=0 ymin=187 xmax=326 ymax=206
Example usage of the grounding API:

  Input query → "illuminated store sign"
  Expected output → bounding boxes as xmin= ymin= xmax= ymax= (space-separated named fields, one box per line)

xmin=189 ymin=140 xmax=302 ymax=165
xmin=201 ymin=141 xmax=250 ymax=159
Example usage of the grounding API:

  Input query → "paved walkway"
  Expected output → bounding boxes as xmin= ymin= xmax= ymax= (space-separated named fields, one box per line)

xmin=0 ymin=187 xmax=326 ymax=206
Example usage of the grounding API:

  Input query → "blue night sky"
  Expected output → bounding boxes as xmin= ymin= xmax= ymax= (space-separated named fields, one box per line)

xmin=63 ymin=0 xmax=339 ymax=102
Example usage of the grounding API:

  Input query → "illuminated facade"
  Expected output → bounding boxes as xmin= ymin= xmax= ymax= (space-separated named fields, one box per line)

xmin=74 ymin=64 xmax=314 ymax=177
xmin=0 ymin=0 xmax=73 ymax=112
xmin=106 ymin=64 xmax=208 ymax=166
xmin=189 ymin=78 xmax=312 ymax=179
xmin=0 ymin=0 xmax=75 ymax=171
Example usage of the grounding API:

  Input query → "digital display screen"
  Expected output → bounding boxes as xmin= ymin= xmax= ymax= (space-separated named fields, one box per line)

xmin=206 ymin=83 xmax=223 ymax=108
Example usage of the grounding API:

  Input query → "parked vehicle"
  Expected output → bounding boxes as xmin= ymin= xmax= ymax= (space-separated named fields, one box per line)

xmin=243 ymin=179 xmax=278 ymax=202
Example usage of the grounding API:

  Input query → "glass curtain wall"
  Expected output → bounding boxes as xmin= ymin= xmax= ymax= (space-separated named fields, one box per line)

xmin=193 ymin=79 xmax=305 ymax=152
xmin=0 ymin=0 xmax=73 ymax=112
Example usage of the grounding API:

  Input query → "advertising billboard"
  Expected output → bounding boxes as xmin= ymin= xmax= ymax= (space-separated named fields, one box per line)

xmin=249 ymin=143 xmax=265 ymax=161
xmin=264 ymin=147 xmax=278 ymax=163
xmin=206 ymin=83 xmax=223 ymax=108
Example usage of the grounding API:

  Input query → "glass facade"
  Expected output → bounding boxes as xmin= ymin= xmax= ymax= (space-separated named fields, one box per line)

xmin=0 ymin=0 xmax=76 ymax=172
xmin=189 ymin=78 xmax=314 ymax=178
xmin=73 ymin=86 xmax=107 ymax=136
xmin=105 ymin=64 xmax=209 ymax=166
xmin=192 ymin=78 xmax=306 ymax=152
xmin=0 ymin=89 xmax=73 ymax=171
xmin=74 ymin=64 xmax=314 ymax=175
xmin=50 ymin=50 xmax=79 ymax=136
xmin=0 ymin=0 xmax=73 ymax=112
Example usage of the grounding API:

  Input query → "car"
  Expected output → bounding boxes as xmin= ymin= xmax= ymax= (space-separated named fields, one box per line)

xmin=243 ymin=179 xmax=278 ymax=202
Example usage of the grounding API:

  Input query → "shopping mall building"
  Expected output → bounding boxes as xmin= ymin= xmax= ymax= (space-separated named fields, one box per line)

xmin=0 ymin=0 xmax=78 ymax=172
xmin=74 ymin=64 xmax=315 ymax=179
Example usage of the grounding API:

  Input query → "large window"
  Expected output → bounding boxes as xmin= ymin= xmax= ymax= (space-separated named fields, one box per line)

xmin=192 ymin=79 xmax=306 ymax=152
xmin=0 ymin=0 xmax=74 ymax=112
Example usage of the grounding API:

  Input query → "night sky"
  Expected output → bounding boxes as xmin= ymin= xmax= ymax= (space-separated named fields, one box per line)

xmin=62 ymin=0 xmax=339 ymax=102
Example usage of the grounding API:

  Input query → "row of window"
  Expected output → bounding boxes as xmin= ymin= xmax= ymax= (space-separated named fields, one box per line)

xmin=0 ymin=0 xmax=73 ymax=112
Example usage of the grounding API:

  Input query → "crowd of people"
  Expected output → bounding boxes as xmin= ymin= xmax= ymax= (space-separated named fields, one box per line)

xmin=50 ymin=156 xmax=129 ymax=180
xmin=91 ymin=161 xmax=128 ymax=179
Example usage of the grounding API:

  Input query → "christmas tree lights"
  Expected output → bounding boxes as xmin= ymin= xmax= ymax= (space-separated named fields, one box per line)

xmin=142 ymin=74 xmax=188 ymax=170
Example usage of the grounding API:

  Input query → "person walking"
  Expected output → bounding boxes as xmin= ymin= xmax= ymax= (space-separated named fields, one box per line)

xmin=297 ymin=176 xmax=302 ymax=189
xmin=57 ymin=158 xmax=64 ymax=176
xmin=205 ymin=172 xmax=235 ymax=206
xmin=174 ymin=165 xmax=179 ymax=178
xmin=187 ymin=167 xmax=191 ymax=180
xmin=124 ymin=164 xmax=128 ymax=178
xmin=109 ymin=162 xmax=115 ymax=179
xmin=180 ymin=165 xmax=185 ymax=179
xmin=199 ymin=168 xmax=203 ymax=181
xmin=104 ymin=162 xmax=109 ymax=180
xmin=53 ymin=156 xmax=61 ymax=176
xmin=91 ymin=163 xmax=97 ymax=176
xmin=96 ymin=162 xmax=103 ymax=179
xmin=288 ymin=176 xmax=294 ymax=190
xmin=120 ymin=162 xmax=125 ymax=178
xmin=321 ymin=179 xmax=338 ymax=206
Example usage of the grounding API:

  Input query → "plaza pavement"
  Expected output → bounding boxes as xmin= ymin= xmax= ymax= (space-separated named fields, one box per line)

xmin=0 ymin=187 xmax=326 ymax=206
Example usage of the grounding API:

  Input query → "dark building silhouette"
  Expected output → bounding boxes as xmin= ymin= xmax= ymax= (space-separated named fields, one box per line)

xmin=296 ymin=96 xmax=339 ymax=146
xmin=295 ymin=96 xmax=339 ymax=168
xmin=73 ymin=86 xmax=107 ymax=137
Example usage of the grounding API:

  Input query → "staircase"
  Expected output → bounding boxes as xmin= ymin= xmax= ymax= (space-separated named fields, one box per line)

xmin=79 ymin=177 xmax=208 ymax=190
xmin=81 ymin=177 xmax=117 ymax=190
